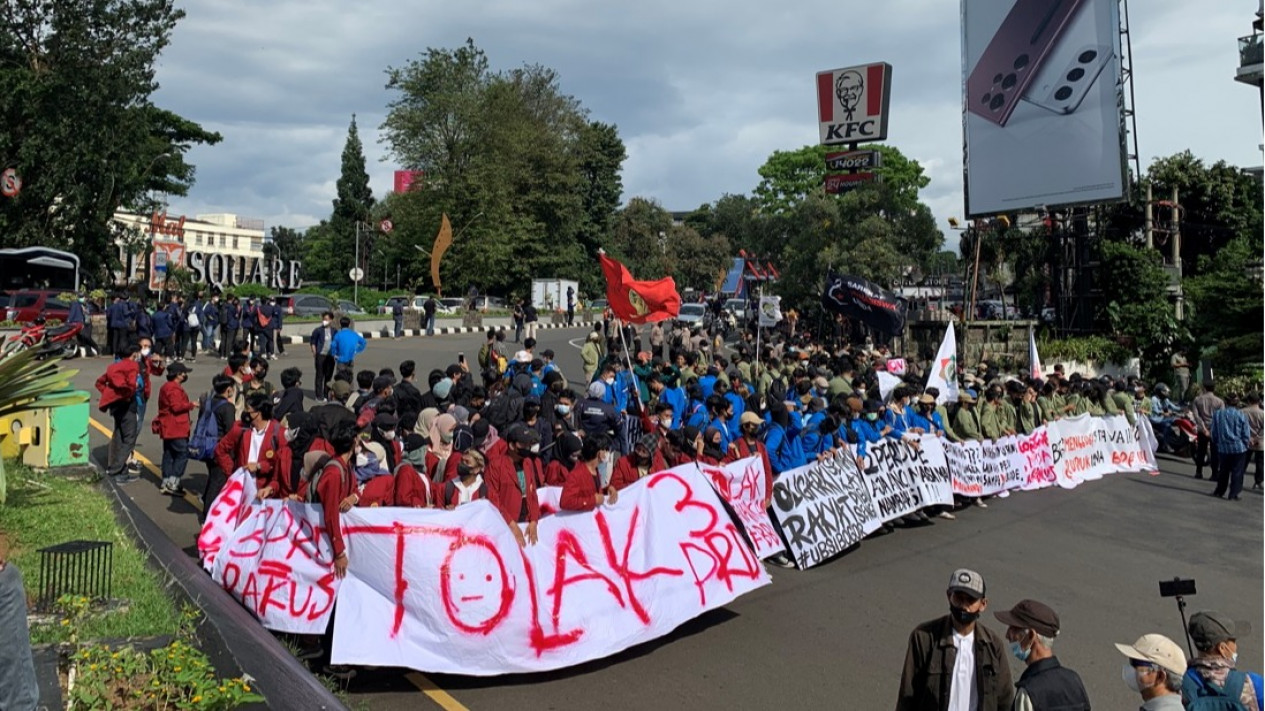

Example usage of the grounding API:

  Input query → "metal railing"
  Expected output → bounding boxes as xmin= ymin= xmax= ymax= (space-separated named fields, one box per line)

xmin=36 ymin=540 xmax=113 ymax=611
xmin=1240 ymin=33 xmax=1263 ymax=69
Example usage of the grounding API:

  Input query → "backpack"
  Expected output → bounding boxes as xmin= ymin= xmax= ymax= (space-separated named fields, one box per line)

xmin=189 ymin=395 xmax=229 ymax=461
xmin=484 ymin=389 xmax=522 ymax=431
xmin=478 ymin=342 xmax=493 ymax=370
xmin=306 ymin=455 xmax=345 ymax=504
xmin=1183 ymin=670 xmax=1251 ymax=711
xmin=186 ymin=309 xmax=200 ymax=328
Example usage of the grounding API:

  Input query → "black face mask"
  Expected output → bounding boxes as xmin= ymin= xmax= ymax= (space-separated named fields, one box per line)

xmin=516 ymin=447 xmax=536 ymax=459
xmin=950 ymin=605 xmax=980 ymax=625
xmin=457 ymin=463 xmax=475 ymax=479
xmin=241 ymin=413 xmax=254 ymax=427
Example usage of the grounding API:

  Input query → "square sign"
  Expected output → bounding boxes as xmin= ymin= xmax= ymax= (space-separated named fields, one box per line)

xmin=816 ymin=62 xmax=893 ymax=145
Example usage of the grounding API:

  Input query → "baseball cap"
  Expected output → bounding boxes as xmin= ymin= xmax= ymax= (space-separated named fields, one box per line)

xmin=166 ymin=361 xmax=192 ymax=376
xmin=959 ymin=391 xmax=977 ymax=404
xmin=470 ymin=419 xmax=491 ymax=448
xmin=1115 ymin=634 xmax=1187 ymax=677
xmin=587 ymin=381 xmax=607 ymax=399
xmin=994 ymin=599 xmax=1060 ymax=637
xmin=432 ymin=378 xmax=453 ymax=400
xmin=330 ymin=380 xmax=352 ymax=401
xmin=1189 ymin=611 xmax=1251 ymax=650
xmin=813 ymin=376 xmax=829 ymax=390
xmin=947 ymin=568 xmax=986 ymax=599
xmin=917 ymin=393 xmax=936 ymax=405
xmin=740 ymin=411 xmax=762 ymax=427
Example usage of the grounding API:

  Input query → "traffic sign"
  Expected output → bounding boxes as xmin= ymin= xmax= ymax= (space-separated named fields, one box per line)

xmin=349 ymin=267 xmax=365 ymax=282
xmin=1 ymin=168 xmax=21 ymax=198
xmin=379 ymin=218 xmax=394 ymax=234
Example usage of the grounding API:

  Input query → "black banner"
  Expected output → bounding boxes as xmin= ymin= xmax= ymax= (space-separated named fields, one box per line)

xmin=821 ymin=271 xmax=906 ymax=334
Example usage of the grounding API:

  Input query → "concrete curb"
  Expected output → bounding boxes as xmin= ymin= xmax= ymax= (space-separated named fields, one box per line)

xmin=281 ymin=320 xmax=596 ymax=345
xmin=102 ymin=477 xmax=347 ymax=711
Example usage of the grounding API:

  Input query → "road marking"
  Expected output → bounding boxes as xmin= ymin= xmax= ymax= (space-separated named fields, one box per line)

xmin=567 ymin=337 xmax=584 ymax=350
xmin=88 ymin=417 xmax=204 ymax=511
xmin=406 ymin=672 xmax=470 ymax=711
xmin=90 ymin=417 xmax=465 ymax=708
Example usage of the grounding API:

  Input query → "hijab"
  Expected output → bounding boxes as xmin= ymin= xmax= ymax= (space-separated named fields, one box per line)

xmin=416 ymin=407 xmax=439 ymax=438
xmin=429 ymin=414 xmax=457 ymax=459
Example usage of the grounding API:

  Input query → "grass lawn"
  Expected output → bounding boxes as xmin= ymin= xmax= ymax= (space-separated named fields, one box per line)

xmin=0 ymin=462 xmax=181 ymax=644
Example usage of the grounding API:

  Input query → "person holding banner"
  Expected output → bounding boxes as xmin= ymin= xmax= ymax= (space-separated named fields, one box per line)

xmin=610 ymin=434 xmax=666 ymax=491
xmin=560 ymin=434 xmax=619 ymax=511
xmin=896 ymin=568 xmax=1013 ymax=711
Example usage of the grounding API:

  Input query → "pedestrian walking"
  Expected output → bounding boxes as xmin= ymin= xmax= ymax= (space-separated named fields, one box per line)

xmin=201 ymin=293 xmax=220 ymax=355
xmin=1242 ymin=393 xmax=1263 ymax=491
xmin=96 ymin=343 xmax=145 ymax=483
xmin=1210 ymin=393 xmax=1252 ymax=500
xmin=1192 ymin=381 xmax=1225 ymax=480
xmin=392 ymin=298 xmax=404 ymax=338
xmin=155 ymin=362 xmax=195 ymax=496
xmin=524 ymin=300 xmax=539 ymax=342
xmin=896 ymin=568 xmax=1014 ymax=711
xmin=992 ymin=599 xmax=1090 ymax=711
xmin=1114 ymin=634 xmax=1187 ymax=710
xmin=68 ymin=293 xmax=100 ymax=357
xmin=566 ymin=285 xmax=575 ymax=326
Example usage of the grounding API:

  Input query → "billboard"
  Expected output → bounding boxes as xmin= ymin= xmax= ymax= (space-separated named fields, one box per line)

xmin=962 ymin=0 xmax=1127 ymax=217
xmin=816 ymin=62 xmax=893 ymax=145
xmin=394 ymin=169 xmax=423 ymax=193
xmin=150 ymin=240 xmax=186 ymax=292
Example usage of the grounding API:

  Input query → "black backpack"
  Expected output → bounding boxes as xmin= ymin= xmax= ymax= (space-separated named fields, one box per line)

xmin=188 ymin=396 xmax=231 ymax=461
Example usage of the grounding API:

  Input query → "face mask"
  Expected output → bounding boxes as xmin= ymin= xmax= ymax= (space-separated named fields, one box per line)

xmin=604 ymin=377 xmax=614 ymax=385
xmin=382 ymin=430 xmax=396 ymax=441
xmin=141 ymin=347 xmax=152 ymax=358
xmin=243 ymin=366 xmax=253 ymax=375
xmin=283 ymin=427 xmax=296 ymax=443
xmin=1121 ymin=662 xmax=1143 ymax=693
xmin=1009 ymin=640 xmax=1031 ymax=663
xmin=517 ymin=447 xmax=534 ymax=459
xmin=660 ymin=417 xmax=672 ymax=428
xmin=440 ymin=431 xmax=454 ymax=444
xmin=949 ymin=605 xmax=980 ymax=626
xmin=457 ymin=463 xmax=475 ymax=479
xmin=742 ymin=425 xmax=759 ymax=437
xmin=599 ymin=451 xmax=611 ymax=464
xmin=866 ymin=413 xmax=879 ymax=422
xmin=241 ymin=413 xmax=254 ymax=427
xmin=322 ymin=320 xmax=331 ymax=327
xmin=556 ymin=404 xmax=571 ymax=415
xmin=355 ymin=453 xmax=369 ymax=467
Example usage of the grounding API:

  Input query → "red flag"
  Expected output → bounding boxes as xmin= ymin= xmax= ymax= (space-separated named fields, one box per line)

xmin=599 ymin=253 xmax=681 ymax=324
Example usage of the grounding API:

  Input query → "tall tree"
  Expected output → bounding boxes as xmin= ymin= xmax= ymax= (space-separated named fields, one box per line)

xmin=0 ymin=0 xmax=220 ymax=282
xmin=305 ymin=116 xmax=376 ymax=282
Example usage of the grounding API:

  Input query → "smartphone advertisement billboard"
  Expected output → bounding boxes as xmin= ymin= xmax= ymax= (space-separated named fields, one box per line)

xmin=962 ymin=0 xmax=1128 ymax=217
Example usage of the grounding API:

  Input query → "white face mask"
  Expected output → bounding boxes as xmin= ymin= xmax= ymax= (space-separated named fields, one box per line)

xmin=529 ymin=443 xmax=540 ymax=454
xmin=322 ymin=320 xmax=331 ymax=327
xmin=660 ymin=417 xmax=672 ymax=428
xmin=598 ymin=451 xmax=611 ymax=464
xmin=382 ymin=430 xmax=396 ymax=441
xmin=283 ymin=427 xmax=296 ymax=443
xmin=355 ymin=453 xmax=369 ymax=467
xmin=140 ymin=347 xmax=152 ymax=358
xmin=243 ymin=366 xmax=253 ymax=375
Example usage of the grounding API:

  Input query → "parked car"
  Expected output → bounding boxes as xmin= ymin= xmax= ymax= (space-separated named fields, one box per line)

xmin=588 ymin=299 xmax=608 ymax=312
xmin=337 ymin=300 xmax=367 ymax=315
xmin=6 ymin=290 xmax=73 ymax=323
xmin=439 ymin=297 xmax=465 ymax=311
xmin=379 ymin=296 xmax=412 ymax=315
xmin=272 ymin=293 xmax=334 ymax=317
xmin=411 ymin=296 xmax=455 ymax=315
xmin=676 ymin=303 xmax=709 ymax=330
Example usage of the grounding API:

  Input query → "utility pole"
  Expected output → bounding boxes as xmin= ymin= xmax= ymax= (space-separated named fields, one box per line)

xmin=1144 ymin=183 xmax=1153 ymax=249
xmin=1171 ymin=187 xmax=1184 ymax=320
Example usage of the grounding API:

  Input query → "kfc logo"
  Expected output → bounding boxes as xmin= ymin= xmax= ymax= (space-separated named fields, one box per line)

xmin=816 ymin=62 xmax=892 ymax=146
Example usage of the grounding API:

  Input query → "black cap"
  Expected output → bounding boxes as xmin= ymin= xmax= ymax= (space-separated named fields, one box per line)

xmin=166 ymin=362 xmax=192 ymax=376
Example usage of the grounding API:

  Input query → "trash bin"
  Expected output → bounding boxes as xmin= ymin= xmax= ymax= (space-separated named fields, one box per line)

xmin=0 ymin=390 xmax=90 ymax=468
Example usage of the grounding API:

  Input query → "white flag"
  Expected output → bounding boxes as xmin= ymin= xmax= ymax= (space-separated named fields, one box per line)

xmin=757 ymin=296 xmax=782 ymax=327
xmin=926 ymin=322 xmax=959 ymax=403
xmin=1028 ymin=327 xmax=1042 ymax=380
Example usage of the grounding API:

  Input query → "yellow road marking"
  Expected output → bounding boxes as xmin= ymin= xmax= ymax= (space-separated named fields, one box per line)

xmin=406 ymin=672 xmax=471 ymax=711
xmin=90 ymin=417 xmax=466 ymax=709
xmin=88 ymin=416 xmax=204 ymax=511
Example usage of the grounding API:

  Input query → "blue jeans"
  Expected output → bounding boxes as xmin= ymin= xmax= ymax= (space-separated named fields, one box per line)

xmin=202 ymin=323 xmax=216 ymax=350
xmin=426 ymin=313 xmax=435 ymax=336
xmin=162 ymin=437 xmax=189 ymax=489
xmin=394 ymin=316 xmax=403 ymax=337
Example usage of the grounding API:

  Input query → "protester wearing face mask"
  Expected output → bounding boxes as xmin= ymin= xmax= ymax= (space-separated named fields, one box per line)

xmin=441 ymin=450 xmax=488 ymax=508
xmin=610 ymin=434 xmax=667 ymax=491
xmin=560 ymin=434 xmax=619 ymax=512
xmin=369 ymin=413 xmax=402 ymax=471
xmin=1183 ymin=611 xmax=1263 ymax=710
xmin=896 ymin=568 xmax=1013 ymax=711
xmin=393 ymin=432 xmax=440 ymax=508
xmin=1113 ymin=634 xmax=1187 ymax=710
xmin=992 ymin=599 xmax=1090 ymax=711
xmin=95 ymin=343 xmax=148 ymax=484
xmin=351 ymin=441 xmax=396 ymax=507
xmin=154 ymin=362 xmax=196 ymax=497
xmin=214 ymin=392 xmax=290 ymax=499
xmin=482 ymin=425 xmax=542 ymax=547
xmin=908 ymin=394 xmax=945 ymax=438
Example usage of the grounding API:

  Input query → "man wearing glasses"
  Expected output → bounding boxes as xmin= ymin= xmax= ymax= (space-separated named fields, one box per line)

xmin=1114 ymin=633 xmax=1187 ymax=710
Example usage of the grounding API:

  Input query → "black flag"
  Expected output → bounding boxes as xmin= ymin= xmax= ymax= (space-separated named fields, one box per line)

xmin=821 ymin=272 xmax=906 ymax=334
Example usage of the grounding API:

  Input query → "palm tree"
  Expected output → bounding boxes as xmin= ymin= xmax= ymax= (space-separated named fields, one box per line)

xmin=0 ymin=344 xmax=87 ymax=504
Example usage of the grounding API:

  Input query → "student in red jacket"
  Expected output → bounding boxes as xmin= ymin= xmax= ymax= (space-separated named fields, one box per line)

xmin=482 ymin=426 xmax=542 ymax=546
xmin=97 ymin=343 xmax=144 ymax=483
xmin=440 ymin=450 xmax=489 ymax=508
xmin=544 ymin=432 xmax=583 ymax=486
xmin=394 ymin=433 xmax=440 ymax=508
xmin=213 ymin=391 xmax=290 ymax=498
xmin=310 ymin=422 xmax=358 ymax=581
xmin=724 ymin=411 xmax=774 ymax=505
xmin=610 ymin=433 xmax=669 ymax=491
xmin=154 ymin=362 xmax=195 ymax=496
xmin=354 ymin=441 xmax=396 ymax=507
xmin=560 ymin=434 xmax=619 ymax=512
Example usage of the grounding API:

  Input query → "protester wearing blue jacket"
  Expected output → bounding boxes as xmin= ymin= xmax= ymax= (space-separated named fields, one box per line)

xmin=659 ymin=382 xmax=687 ymax=430
xmin=330 ymin=316 xmax=366 ymax=375
xmin=907 ymin=394 xmax=946 ymax=436
xmin=850 ymin=401 xmax=889 ymax=459
xmin=151 ymin=307 xmax=172 ymax=357
xmin=764 ymin=403 xmax=806 ymax=474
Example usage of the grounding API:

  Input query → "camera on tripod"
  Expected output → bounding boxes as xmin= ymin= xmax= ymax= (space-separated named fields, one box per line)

xmin=1158 ymin=577 xmax=1197 ymax=656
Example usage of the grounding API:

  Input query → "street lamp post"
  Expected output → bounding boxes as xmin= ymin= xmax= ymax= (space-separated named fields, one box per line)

xmin=353 ymin=221 xmax=372 ymax=304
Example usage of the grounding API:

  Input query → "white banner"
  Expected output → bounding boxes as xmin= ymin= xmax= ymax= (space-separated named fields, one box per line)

xmin=771 ymin=452 xmax=881 ymax=569
xmin=331 ymin=466 xmax=769 ymax=675
xmin=861 ymin=437 xmax=955 ymax=519
xmin=886 ymin=358 xmax=907 ymax=376
xmin=926 ymin=322 xmax=959 ymax=403
xmin=757 ymin=296 xmax=782 ymax=327
xmin=694 ymin=458 xmax=786 ymax=560
xmin=1028 ymin=328 xmax=1042 ymax=380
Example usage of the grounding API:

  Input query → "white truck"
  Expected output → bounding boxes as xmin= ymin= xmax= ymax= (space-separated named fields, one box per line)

xmin=532 ymin=278 xmax=579 ymax=313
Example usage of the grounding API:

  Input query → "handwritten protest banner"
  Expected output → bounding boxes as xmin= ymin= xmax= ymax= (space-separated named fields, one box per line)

xmin=197 ymin=468 xmax=256 ymax=573
xmin=1017 ymin=428 xmax=1057 ymax=491
xmin=861 ymin=437 xmax=955 ymax=519
xmin=771 ymin=453 xmax=881 ymax=569
xmin=693 ymin=457 xmax=785 ymax=559
xmin=203 ymin=467 xmax=769 ymax=675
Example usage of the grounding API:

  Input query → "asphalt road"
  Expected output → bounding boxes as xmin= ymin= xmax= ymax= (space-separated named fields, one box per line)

xmin=68 ymin=326 xmax=1264 ymax=711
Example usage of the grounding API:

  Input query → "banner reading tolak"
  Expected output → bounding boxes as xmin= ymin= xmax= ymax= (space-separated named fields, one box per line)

xmin=331 ymin=467 xmax=769 ymax=675
xmin=771 ymin=452 xmax=881 ymax=569
xmin=693 ymin=458 xmax=786 ymax=559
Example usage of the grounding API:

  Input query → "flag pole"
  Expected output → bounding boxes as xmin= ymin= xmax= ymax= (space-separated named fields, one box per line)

xmin=754 ymin=280 xmax=763 ymax=384
xmin=617 ymin=321 xmax=644 ymax=408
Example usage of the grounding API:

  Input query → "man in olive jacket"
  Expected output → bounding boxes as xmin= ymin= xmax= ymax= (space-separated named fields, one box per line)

xmin=897 ymin=568 xmax=1014 ymax=711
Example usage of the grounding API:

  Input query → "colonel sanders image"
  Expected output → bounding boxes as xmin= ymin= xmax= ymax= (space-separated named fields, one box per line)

xmin=835 ymin=70 xmax=864 ymax=122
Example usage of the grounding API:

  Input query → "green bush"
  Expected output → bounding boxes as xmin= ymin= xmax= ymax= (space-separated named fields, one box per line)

xmin=1038 ymin=336 xmax=1131 ymax=366
xmin=69 ymin=639 xmax=264 ymax=710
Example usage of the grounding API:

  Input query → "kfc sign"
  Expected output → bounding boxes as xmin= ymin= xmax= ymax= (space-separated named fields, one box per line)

xmin=816 ymin=62 xmax=893 ymax=145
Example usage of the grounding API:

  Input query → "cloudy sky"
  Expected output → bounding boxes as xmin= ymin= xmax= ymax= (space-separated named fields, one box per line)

xmin=157 ymin=0 xmax=1262 ymax=250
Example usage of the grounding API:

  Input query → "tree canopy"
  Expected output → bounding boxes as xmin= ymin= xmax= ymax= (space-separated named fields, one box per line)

xmin=0 ymin=0 xmax=220 ymax=282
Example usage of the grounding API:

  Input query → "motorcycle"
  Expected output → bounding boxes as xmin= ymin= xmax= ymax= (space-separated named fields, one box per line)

xmin=3 ymin=318 xmax=84 ymax=360
xmin=1156 ymin=409 xmax=1198 ymax=459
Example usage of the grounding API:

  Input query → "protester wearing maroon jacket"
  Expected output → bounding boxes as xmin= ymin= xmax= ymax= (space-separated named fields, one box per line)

xmin=440 ymin=450 xmax=490 ymax=508
xmin=544 ymin=432 xmax=583 ymax=486
xmin=96 ymin=343 xmax=144 ymax=483
xmin=483 ymin=425 xmax=543 ymax=546
xmin=214 ymin=392 xmax=290 ymax=498
xmin=610 ymin=434 xmax=669 ymax=491
xmin=724 ymin=411 xmax=774 ymax=507
xmin=153 ymin=362 xmax=195 ymax=496
xmin=310 ymin=422 xmax=358 ymax=581
xmin=394 ymin=433 xmax=440 ymax=507
xmin=560 ymin=434 xmax=619 ymax=512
